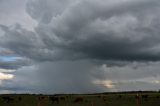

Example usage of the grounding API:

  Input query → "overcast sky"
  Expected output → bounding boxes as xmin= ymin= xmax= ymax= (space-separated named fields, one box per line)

xmin=0 ymin=0 xmax=160 ymax=94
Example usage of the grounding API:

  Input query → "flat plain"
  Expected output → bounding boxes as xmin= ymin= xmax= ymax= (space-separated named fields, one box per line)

xmin=0 ymin=91 xmax=160 ymax=106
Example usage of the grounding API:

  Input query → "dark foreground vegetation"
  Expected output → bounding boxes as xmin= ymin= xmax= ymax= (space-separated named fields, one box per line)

xmin=0 ymin=91 xmax=160 ymax=106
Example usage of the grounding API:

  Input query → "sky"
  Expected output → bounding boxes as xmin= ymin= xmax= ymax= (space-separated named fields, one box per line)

xmin=0 ymin=0 xmax=160 ymax=94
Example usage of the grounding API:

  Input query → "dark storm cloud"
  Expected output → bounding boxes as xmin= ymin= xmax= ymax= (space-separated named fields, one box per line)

xmin=0 ymin=85 xmax=30 ymax=91
xmin=26 ymin=0 xmax=76 ymax=24
xmin=34 ymin=60 xmax=107 ymax=93
xmin=1 ymin=0 xmax=160 ymax=93
xmin=1 ymin=60 xmax=107 ymax=94
xmin=7 ymin=61 xmax=160 ymax=93
xmin=0 ymin=0 xmax=160 ymax=62
xmin=45 ymin=0 xmax=160 ymax=62
xmin=24 ymin=0 xmax=160 ymax=62
xmin=0 ymin=24 xmax=45 ymax=61
xmin=95 ymin=62 xmax=160 ymax=81
xmin=113 ymin=80 xmax=160 ymax=91
xmin=0 ymin=58 xmax=32 ymax=69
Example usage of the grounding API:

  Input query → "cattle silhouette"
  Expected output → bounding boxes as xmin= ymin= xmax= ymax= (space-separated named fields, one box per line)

xmin=2 ymin=96 xmax=14 ymax=103
xmin=49 ymin=96 xmax=59 ymax=103
xmin=73 ymin=97 xmax=83 ymax=103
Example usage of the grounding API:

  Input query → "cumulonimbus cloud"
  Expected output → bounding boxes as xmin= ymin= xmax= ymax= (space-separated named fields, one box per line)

xmin=1 ymin=0 xmax=160 ymax=63
xmin=1 ymin=0 xmax=160 ymax=93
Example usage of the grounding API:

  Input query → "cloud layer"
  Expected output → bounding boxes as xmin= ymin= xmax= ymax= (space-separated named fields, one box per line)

xmin=1 ymin=0 xmax=160 ymax=62
xmin=0 ymin=0 xmax=160 ymax=93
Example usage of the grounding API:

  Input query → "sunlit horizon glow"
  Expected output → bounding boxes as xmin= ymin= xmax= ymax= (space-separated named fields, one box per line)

xmin=94 ymin=80 xmax=115 ymax=89
xmin=0 ymin=72 xmax=14 ymax=80
xmin=0 ymin=69 xmax=15 ymax=73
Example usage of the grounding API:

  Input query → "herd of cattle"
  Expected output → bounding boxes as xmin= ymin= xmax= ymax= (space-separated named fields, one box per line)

xmin=38 ymin=96 xmax=84 ymax=103
xmin=0 ymin=94 xmax=159 ymax=104
xmin=1 ymin=95 xmax=85 ymax=104
xmin=1 ymin=96 xmax=22 ymax=103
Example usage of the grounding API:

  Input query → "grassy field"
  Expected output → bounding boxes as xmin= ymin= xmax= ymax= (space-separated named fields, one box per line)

xmin=0 ymin=91 xmax=160 ymax=106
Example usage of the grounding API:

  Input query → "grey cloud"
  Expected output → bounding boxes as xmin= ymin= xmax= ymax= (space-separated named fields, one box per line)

xmin=0 ymin=58 xmax=32 ymax=69
xmin=31 ymin=60 xmax=107 ymax=93
xmin=1 ymin=0 xmax=160 ymax=62
xmin=114 ymin=80 xmax=160 ymax=91
xmin=0 ymin=48 xmax=14 ymax=56
xmin=30 ymin=0 xmax=160 ymax=62
xmin=95 ymin=62 xmax=160 ymax=81
xmin=3 ymin=60 xmax=160 ymax=93
xmin=0 ymin=24 xmax=46 ymax=61
xmin=26 ymin=0 xmax=77 ymax=24
xmin=0 ymin=0 xmax=36 ymax=30
xmin=93 ymin=62 xmax=160 ymax=91
xmin=0 ymin=85 xmax=31 ymax=91
xmin=1 ymin=60 xmax=107 ymax=94
xmin=1 ymin=0 xmax=160 ymax=93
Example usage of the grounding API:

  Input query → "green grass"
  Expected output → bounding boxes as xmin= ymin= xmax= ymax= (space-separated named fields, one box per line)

xmin=0 ymin=92 xmax=160 ymax=106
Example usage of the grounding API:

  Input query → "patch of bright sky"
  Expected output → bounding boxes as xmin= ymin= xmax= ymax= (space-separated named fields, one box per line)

xmin=0 ymin=56 xmax=22 ymax=62
xmin=0 ymin=90 xmax=14 ymax=94
xmin=94 ymin=80 xmax=115 ymax=89
xmin=0 ymin=68 xmax=15 ymax=73
xmin=0 ymin=72 xmax=14 ymax=80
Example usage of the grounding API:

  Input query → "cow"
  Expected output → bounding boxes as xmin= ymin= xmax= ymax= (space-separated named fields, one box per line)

xmin=135 ymin=94 xmax=140 ymax=106
xmin=37 ymin=96 xmax=47 ymax=106
xmin=156 ymin=95 xmax=160 ymax=98
xmin=38 ymin=96 xmax=46 ymax=101
xmin=49 ymin=96 xmax=59 ymax=103
xmin=102 ymin=96 xmax=107 ymax=101
xmin=60 ymin=97 xmax=65 ymax=101
xmin=117 ymin=95 xmax=122 ymax=99
xmin=142 ymin=95 xmax=148 ymax=99
xmin=18 ymin=96 xmax=22 ymax=101
xmin=2 ymin=96 xmax=14 ymax=103
xmin=142 ymin=95 xmax=148 ymax=101
xmin=73 ymin=97 xmax=83 ymax=103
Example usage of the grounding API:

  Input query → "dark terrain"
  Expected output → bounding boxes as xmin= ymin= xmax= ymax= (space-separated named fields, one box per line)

xmin=0 ymin=91 xmax=160 ymax=106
